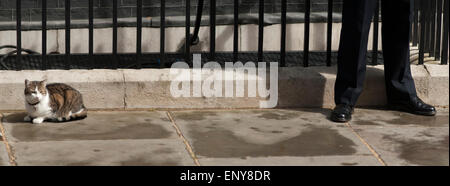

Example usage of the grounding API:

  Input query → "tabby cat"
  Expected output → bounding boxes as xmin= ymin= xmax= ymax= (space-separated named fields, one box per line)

xmin=24 ymin=79 xmax=87 ymax=124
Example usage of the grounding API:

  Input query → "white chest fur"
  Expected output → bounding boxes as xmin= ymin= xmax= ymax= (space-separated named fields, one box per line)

xmin=25 ymin=93 xmax=54 ymax=119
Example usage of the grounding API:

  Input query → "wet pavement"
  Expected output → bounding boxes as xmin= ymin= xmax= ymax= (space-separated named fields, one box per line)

xmin=0 ymin=108 xmax=448 ymax=166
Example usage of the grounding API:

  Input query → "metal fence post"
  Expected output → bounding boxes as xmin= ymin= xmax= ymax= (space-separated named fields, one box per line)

xmin=16 ymin=0 xmax=22 ymax=70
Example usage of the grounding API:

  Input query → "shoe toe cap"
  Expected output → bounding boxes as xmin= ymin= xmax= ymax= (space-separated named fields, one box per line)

xmin=331 ymin=112 xmax=351 ymax=122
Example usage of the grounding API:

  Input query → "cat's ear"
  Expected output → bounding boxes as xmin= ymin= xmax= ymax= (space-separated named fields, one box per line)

xmin=25 ymin=79 xmax=30 ymax=86
xmin=41 ymin=79 xmax=47 ymax=86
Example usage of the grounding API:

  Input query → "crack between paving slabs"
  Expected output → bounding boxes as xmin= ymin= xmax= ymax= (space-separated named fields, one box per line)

xmin=166 ymin=111 xmax=201 ymax=166
xmin=0 ymin=113 xmax=18 ymax=166
xmin=345 ymin=122 xmax=387 ymax=166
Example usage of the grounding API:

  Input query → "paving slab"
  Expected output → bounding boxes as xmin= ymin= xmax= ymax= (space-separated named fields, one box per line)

xmin=198 ymin=156 xmax=378 ymax=166
xmin=171 ymin=109 xmax=381 ymax=166
xmin=350 ymin=126 xmax=449 ymax=166
xmin=0 ymin=111 xmax=195 ymax=166
xmin=11 ymin=140 xmax=194 ymax=166
xmin=0 ymin=137 xmax=10 ymax=166
xmin=351 ymin=108 xmax=449 ymax=128
xmin=1 ymin=114 xmax=11 ymax=166
xmin=350 ymin=108 xmax=449 ymax=166
xmin=1 ymin=111 xmax=177 ymax=142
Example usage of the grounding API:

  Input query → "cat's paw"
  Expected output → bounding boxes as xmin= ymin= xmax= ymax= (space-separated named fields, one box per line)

xmin=57 ymin=117 xmax=64 ymax=122
xmin=24 ymin=115 xmax=32 ymax=122
xmin=32 ymin=117 xmax=44 ymax=124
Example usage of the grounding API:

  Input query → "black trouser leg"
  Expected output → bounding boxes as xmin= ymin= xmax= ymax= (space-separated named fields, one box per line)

xmin=335 ymin=0 xmax=377 ymax=106
xmin=381 ymin=0 xmax=417 ymax=102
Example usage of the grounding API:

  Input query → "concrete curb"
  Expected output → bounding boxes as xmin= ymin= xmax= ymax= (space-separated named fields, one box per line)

xmin=0 ymin=64 xmax=448 ymax=111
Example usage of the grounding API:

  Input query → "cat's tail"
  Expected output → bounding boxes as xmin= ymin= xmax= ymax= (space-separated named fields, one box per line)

xmin=71 ymin=105 xmax=88 ymax=120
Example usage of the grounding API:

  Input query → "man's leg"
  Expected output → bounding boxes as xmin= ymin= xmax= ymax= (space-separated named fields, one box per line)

xmin=381 ymin=0 xmax=417 ymax=102
xmin=331 ymin=0 xmax=377 ymax=122
xmin=335 ymin=0 xmax=377 ymax=106
xmin=381 ymin=0 xmax=436 ymax=116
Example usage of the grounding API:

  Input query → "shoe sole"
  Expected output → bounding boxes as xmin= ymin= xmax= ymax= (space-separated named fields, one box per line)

xmin=330 ymin=115 xmax=351 ymax=123
xmin=388 ymin=105 xmax=437 ymax=116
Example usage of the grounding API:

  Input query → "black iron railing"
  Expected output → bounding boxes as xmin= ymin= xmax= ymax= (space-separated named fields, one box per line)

xmin=412 ymin=0 xmax=449 ymax=65
xmin=1 ymin=0 xmax=449 ymax=71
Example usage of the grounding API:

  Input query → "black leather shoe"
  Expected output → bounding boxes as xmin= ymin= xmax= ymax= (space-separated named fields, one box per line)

xmin=388 ymin=96 xmax=437 ymax=116
xmin=331 ymin=104 xmax=354 ymax=123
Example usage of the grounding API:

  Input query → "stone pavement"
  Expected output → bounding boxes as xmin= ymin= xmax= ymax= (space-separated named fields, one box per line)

xmin=0 ymin=108 xmax=448 ymax=166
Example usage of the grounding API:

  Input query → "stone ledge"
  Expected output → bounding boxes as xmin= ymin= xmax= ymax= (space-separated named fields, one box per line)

xmin=0 ymin=69 xmax=125 ymax=110
xmin=0 ymin=64 xmax=447 ymax=111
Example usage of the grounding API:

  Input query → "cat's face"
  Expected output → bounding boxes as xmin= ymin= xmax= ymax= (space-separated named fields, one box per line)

xmin=24 ymin=79 xmax=47 ymax=104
